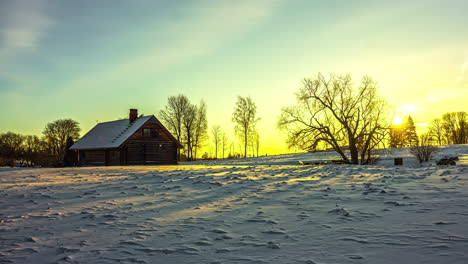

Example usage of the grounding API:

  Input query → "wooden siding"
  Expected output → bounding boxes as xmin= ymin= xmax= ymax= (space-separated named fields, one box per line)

xmin=108 ymin=150 xmax=121 ymax=166
xmin=81 ymin=150 xmax=105 ymax=165
xmin=124 ymin=122 xmax=177 ymax=165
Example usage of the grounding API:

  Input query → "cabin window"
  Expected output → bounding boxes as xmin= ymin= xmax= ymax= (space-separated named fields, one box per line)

xmin=143 ymin=128 xmax=151 ymax=137
xmin=143 ymin=128 xmax=158 ymax=138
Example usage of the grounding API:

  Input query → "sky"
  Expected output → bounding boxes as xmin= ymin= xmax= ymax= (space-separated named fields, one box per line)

xmin=1 ymin=0 xmax=467 ymax=155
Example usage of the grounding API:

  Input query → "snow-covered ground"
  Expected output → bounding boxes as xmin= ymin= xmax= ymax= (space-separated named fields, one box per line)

xmin=1 ymin=145 xmax=467 ymax=263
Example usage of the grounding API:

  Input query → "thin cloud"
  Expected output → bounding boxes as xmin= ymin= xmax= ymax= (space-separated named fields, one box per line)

xmin=398 ymin=104 xmax=425 ymax=114
xmin=63 ymin=0 xmax=284 ymax=93
xmin=426 ymin=88 xmax=466 ymax=103
xmin=0 ymin=0 xmax=52 ymax=56
xmin=0 ymin=0 xmax=52 ymax=93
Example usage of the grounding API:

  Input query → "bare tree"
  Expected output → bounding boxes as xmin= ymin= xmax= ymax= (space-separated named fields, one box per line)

xmin=193 ymin=101 xmax=208 ymax=160
xmin=0 ymin=132 xmax=25 ymax=166
xmin=278 ymin=73 xmax=390 ymax=165
xmin=253 ymin=130 xmax=260 ymax=157
xmin=23 ymin=135 xmax=46 ymax=166
xmin=410 ymin=132 xmax=438 ymax=163
xmin=0 ymin=132 xmax=24 ymax=155
xmin=43 ymin=119 xmax=80 ymax=160
xmin=159 ymin=95 xmax=190 ymax=160
xmin=248 ymin=130 xmax=260 ymax=157
xmin=429 ymin=118 xmax=444 ymax=145
xmin=211 ymin=125 xmax=222 ymax=159
xmin=248 ymin=135 xmax=255 ymax=158
xmin=221 ymin=132 xmax=228 ymax=159
xmin=159 ymin=95 xmax=189 ymax=142
xmin=441 ymin=111 xmax=468 ymax=144
xmin=160 ymin=96 xmax=208 ymax=161
xmin=182 ymin=102 xmax=197 ymax=161
xmin=232 ymin=96 xmax=260 ymax=158
xmin=229 ymin=141 xmax=235 ymax=158
xmin=0 ymin=133 xmax=56 ymax=167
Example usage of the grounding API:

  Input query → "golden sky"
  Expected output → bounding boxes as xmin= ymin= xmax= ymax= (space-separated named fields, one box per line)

xmin=0 ymin=0 xmax=467 ymax=155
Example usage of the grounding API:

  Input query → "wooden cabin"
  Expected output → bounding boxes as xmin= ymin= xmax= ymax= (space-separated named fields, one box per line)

xmin=70 ymin=109 xmax=183 ymax=166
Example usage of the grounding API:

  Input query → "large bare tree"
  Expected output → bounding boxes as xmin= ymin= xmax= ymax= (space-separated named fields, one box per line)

xmin=159 ymin=95 xmax=189 ymax=158
xmin=181 ymin=102 xmax=197 ymax=161
xmin=160 ymin=95 xmax=208 ymax=161
xmin=43 ymin=119 xmax=80 ymax=159
xmin=278 ymin=73 xmax=390 ymax=165
xmin=429 ymin=118 xmax=444 ymax=145
xmin=232 ymin=96 xmax=260 ymax=158
xmin=193 ymin=101 xmax=208 ymax=160
xmin=441 ymin=111 xmax=468 ymax=144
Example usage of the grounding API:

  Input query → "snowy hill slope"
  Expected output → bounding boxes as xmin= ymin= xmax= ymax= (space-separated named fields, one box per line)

xmin=183 ymin=144 xmax=468 ymax=166
xmin=0 ymin=145 xmax=467 ymax=263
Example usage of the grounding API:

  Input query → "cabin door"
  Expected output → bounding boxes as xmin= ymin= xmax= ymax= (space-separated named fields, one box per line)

xmin=120 ymin=148 xmax=127 ymax=165
xmin=104 ymin=150 xmax=109 ymax=166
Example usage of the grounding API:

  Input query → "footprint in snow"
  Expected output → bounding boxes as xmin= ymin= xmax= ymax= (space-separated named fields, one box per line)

xmin=215 ymin=248 xmax=232 ymax=253
xmin=211 ymin=229 xmax=228 ymax=234
xmin=346 ymin=254 xmax=364 ymax=259
xmin=433 ymin=221 xmax=457 ymax=225
xmin=261 ymin=229 xmax=286 ymax=235
xmin=297 ymin=212 xmax=310 ymax=219
xmin=267 ymin=241 xmax=280 ymax=249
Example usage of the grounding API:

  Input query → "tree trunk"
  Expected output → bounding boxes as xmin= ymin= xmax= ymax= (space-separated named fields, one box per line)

xmin=348 ymin=140 xmax=359 ymax=164
xmin=334 ymin=145 xmax=349 ymax=163
xmin=360 ymin=150 xmax=367 ymax=165
xmin=176 ymin=134 xmax=181 ymax=161
xmin=244 ymin=131 xmax=248 ymax=158
xmin=187 ymin=134 xmax=192 ymax=161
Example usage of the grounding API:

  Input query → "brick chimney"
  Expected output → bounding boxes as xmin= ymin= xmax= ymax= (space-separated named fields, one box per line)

xmin=129 ymin=109 xmax=138 ymax=123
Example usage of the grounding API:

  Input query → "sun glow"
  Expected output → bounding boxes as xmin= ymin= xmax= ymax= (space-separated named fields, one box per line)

xmin=392 ymin=115 xmax=403 ymax=126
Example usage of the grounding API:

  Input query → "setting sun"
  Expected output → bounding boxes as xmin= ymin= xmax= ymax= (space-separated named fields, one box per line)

xmin=392 ymin=115 xmax=403 ymax=126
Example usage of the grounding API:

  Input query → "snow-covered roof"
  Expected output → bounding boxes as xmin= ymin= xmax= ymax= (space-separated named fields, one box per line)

xmin=70 ymin=115 xmax=181 ymax=150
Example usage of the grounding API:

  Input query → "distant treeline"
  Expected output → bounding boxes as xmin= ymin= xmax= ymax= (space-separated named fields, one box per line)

xmin=0 ymin=119 xmax=80 ymax=167
xmin=428 ymin=112 xmax=468 ymax=145
xmin=389 ymin=112 xmax=468 ymax=148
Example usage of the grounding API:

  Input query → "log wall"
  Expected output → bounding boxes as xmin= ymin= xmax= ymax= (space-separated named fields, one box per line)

xmin=124 ymin=122 xmax=177 ymax=165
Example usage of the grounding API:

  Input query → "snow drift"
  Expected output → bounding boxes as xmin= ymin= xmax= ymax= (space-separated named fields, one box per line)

xmin=0 ymin=145 xmax=467 ymax=263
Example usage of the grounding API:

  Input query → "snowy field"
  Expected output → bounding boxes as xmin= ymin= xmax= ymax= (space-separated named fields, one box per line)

xmin=1 ymin=145 xmax=467 ymax=263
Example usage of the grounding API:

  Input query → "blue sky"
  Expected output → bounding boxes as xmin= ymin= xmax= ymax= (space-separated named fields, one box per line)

xmin=1 ymin=0 xmax=467 ymax=154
